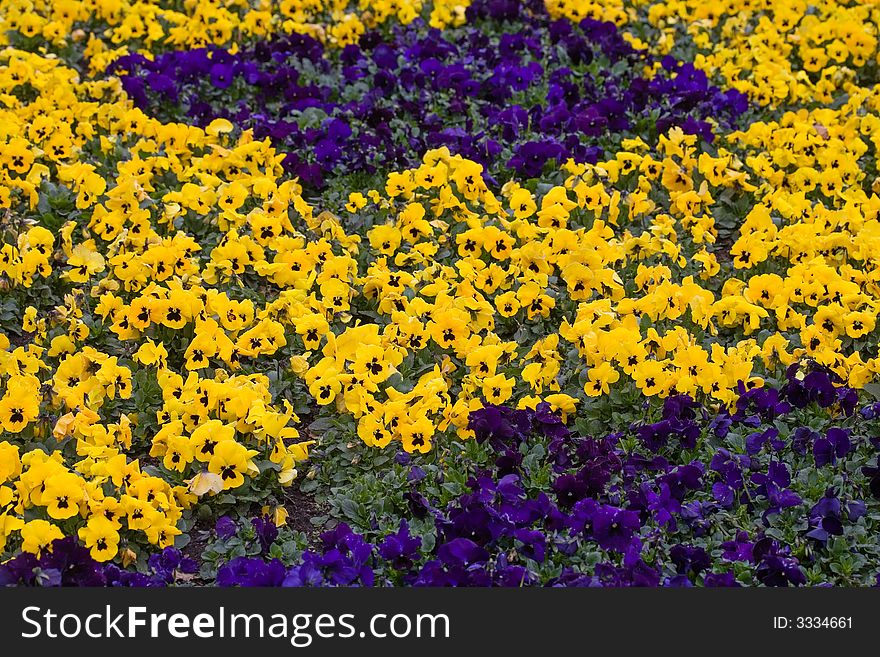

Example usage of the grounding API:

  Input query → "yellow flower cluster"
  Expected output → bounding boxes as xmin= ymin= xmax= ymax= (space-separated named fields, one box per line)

xmin=544 ymin=0 xmax=635 ymax=25
xmin=640 ymin=0 xmax=880 ymax=106
xmin=0 ymin=49 xmax=313 ymax=559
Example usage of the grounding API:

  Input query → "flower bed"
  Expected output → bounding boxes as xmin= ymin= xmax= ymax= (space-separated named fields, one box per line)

xmin=0 ymin=0 xmax=879 ymax=586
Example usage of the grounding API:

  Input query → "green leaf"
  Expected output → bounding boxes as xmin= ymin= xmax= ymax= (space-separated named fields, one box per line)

xmin=338 ymin=497 xmax=361 ymax=521
xmin=863 ymin=383 xmax=880 ymax=401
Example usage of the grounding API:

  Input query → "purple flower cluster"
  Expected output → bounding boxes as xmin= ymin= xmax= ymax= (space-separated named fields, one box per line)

xmin=213 ymin=522 xmax=389 ymax=587
xmin=213 ymin=365 xmax=873 ymax=587
xmin=427 ymin=364 xmax=874 ymax=587
xmin=281 ymin=523 xmax=376 ymax=587
xmin=0 ymin=539 xmax=197 ymax=587
xmin=107 ymin=0 xmax=747 ymax=187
